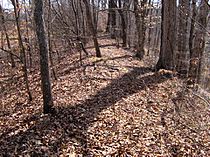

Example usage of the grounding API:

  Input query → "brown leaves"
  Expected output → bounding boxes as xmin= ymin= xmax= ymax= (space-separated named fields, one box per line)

xmin=0 ymin=39 xmax=209 ymax=156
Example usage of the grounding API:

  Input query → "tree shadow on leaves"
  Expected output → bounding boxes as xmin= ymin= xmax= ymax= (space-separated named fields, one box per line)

xmin=0 ymin=66 xmax=171 ymax=156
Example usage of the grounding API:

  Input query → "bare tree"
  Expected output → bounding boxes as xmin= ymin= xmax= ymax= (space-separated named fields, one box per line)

xmin=0 ymin=4 xmax=15 ymax=67
xmin=34 ymin=0 xmax=54 ymax=113
xmin=189 ymin=0 xmax=209 ymax=83
xmin=118 ymin=0 xmax=127 ymax=47
xmin=106 ymin=0 xmax=117 ymax=39
xmin=11 ymin=0 xmax=32 ymax=101
xmin=189 ymin=0 xmax=197 ymax=67
xmin=134 ymin=0 xmax=147 ymax=59
xmin=156 ymin=0 xmax=176 ymax=70
xmin=47 ymin=0 xmax=57 ymax=80
xmin=176 ymin=0 xmax=190 ymax=73
xmin=83 ymin=0 xmax=102 ymax=57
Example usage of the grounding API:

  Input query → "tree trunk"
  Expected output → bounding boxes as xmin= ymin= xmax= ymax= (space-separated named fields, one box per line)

xmin=134 ymin=0 xmax=147 ymax=59
xmin=34 ymin=0 xmax=54 ymax=114
xmin=11 ymin=0 xmax=32 ymax=101
xmin=106 ymin=0 xmax=117 ymax=39
xmin=189 ymin=0 xmax=209 ymax=83
xmin=201 ymin=12 xmax=210 ymax=90
xmin=147 ymin=0 xmax=153 ymax=56
xmin=47 ymin=0 xmax=57 ymax=80
xmin=83 ymin=0 xmax=101 ymax=57
xmin=23 ymin=0 xmax=32 ymax=70
xmin=0 ymin=4 xmax=15 ymax=68
xmin=189 ymin=0 xmax=197 ymax=58
xmin=176 ymin=0 xmax=190 ymax=73
xmin=118 ymin=0 xmax=127 ymax=47
xmin=72 ymin=0 xmax=88 ymax=56
xmin=156 ymin=0 xmax=176 ymax=70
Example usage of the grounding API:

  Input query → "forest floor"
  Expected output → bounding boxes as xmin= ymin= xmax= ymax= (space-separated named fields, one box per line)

xmin=0 ymin=39 xmax=209 ymax=156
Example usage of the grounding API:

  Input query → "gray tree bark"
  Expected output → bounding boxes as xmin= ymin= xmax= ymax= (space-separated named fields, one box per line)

xmin=176 ymin=0 xmax=190 ymax=73
xmin=11 ymin=0 xmax=32 ymax=101
xmin=83 ymin=0 xmax=101 ymax=57
xmin=34 ymin=0 xmax=54 ymax=114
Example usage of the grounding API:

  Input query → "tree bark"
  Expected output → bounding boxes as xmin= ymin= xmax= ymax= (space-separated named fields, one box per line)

xmin=189 ymin=0 xmax=209 ymax=83
xmin=134 ymin=0 xmax=147 ymax=59
xmin=106 ymin=0 xmax=117 ymax=39
xmin=83 ymin=0 xmax=101 ymax=57
xmin=118 ymin=0 xmax=127 ymax=47
xmin=34 ymin=0 xmax=54 ymax=114
xmin=147 ymin=0 xmax=153 ymax=55
xmin=11 ymin=0 xmax=32 ymax=101
xmin=156 ymin=0 xmax=176 ymax=70
xmin=176 ymin=0 xmax=190 ymax=73
xmin=0 ymin=4 xmax=15 ymax=68
xmin=47 ymin=0 xmax=57 ymax=80
xmin=189 ymin=0 xmax=197 ymax=58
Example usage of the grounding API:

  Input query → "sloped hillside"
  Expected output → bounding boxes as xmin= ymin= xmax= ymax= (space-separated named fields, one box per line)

xmin=0 ymin=39 xmax=209 ymax=156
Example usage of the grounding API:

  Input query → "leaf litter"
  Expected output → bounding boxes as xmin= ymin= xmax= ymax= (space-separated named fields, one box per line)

xmin=0 ymin=39 xmax=209 ymax=156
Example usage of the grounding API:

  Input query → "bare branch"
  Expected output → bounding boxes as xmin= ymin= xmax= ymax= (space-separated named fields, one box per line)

xmin=0 ymin=48 xmax=22 ymax=63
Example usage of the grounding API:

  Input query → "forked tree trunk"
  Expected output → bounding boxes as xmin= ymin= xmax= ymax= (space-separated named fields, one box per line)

xmin=34 ymin=0 xmax=54 ymax=114
xmin=156 ymin=0 xmax=176 ymax=70
xmin=71 ymin=0 xmax=89 ymax=56
xmin=83 ymin=0 xmax=101 ymax=57
xmin=11 ymin=0 xmax=32 ymax=101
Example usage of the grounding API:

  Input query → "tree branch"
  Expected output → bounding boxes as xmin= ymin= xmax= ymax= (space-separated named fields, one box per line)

xmin=0 ymin=48 xmax=22 ymax=63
